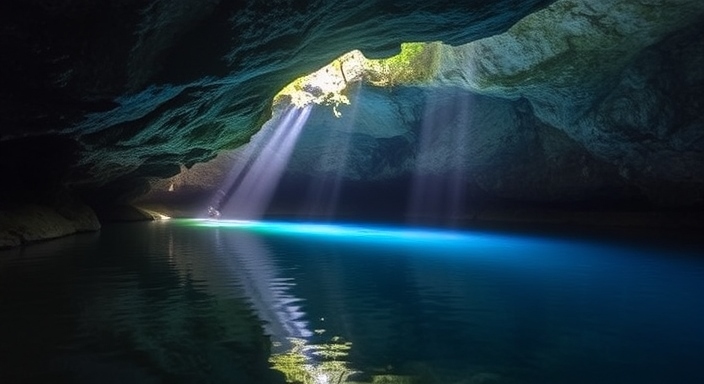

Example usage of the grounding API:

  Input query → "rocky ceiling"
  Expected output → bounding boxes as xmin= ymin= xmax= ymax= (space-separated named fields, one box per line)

xmin=1 ymin=0 xmax=550 ymax=201
xmin=1 ymin=0 xmax=703 ymax=218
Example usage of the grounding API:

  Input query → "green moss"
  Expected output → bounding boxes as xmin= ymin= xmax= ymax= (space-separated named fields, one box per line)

xmin=273 ymin=42 xmax=440 ymax=111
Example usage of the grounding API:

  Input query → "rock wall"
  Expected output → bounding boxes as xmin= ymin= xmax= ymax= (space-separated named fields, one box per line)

xmin=434 ymin=0 xmax=704 ymax=206
xmin=0 ymin=0 xmax=553 ymax=245
xmin=282 ymin=85 xmax=637 ymax=205
xmin=2 ymin=0 xmax=704 ymax=235
xmin=139 ymin=0 xmax=704 ymax=217
xmin=0 ymin=0 xmax=550 ymax=200
xmin=0 ymin=199 xmax=100 ymax=249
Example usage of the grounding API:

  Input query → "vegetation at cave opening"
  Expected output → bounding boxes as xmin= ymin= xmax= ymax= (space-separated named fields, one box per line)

xmin=272 ymin=42 xmax=440 ymax=114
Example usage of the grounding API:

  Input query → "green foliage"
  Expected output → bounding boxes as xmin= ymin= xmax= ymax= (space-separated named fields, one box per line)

xmin=363 ymin=42 xmax=440 ymax=86
xmin=273 ymin=42 xmax=439 ymax=111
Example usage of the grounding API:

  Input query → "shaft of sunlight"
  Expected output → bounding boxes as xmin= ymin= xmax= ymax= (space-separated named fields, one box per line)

xmin=408 ymin=89 xmax=471 ymax=225
xmin=300 ymin=85 xmax=362 ymax=219
xmin=216 ymin=105 xmax=311 ymax=220
xmin=206 ymin=106 xmax=302 ymax=218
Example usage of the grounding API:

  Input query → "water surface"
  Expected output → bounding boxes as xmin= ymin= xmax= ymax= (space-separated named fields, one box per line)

xmin=1 ymin=219 xmax=703 ymax=383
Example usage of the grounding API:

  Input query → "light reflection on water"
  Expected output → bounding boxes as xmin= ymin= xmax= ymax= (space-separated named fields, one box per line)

xmin=1 ymin=220 xmax=703 ymax=384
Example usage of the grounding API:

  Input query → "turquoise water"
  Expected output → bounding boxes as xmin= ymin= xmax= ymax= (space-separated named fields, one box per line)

xmin=1 ymin=219 xmax=703 ymax=383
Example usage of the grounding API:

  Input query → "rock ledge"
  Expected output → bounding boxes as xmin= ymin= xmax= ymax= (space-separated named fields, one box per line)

xmin=0 ymin=203 xmax=101 ymax=249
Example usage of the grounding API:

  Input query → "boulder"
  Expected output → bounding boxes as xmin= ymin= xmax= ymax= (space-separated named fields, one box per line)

xmin=0 ymin=202 xmax=100 ymax=249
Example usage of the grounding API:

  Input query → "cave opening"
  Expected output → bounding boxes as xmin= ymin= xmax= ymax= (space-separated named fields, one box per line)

xmin=149 ymin=40 xmax=662 ymax=227
xmin=202 ymin=44 xmax=465 ymax=224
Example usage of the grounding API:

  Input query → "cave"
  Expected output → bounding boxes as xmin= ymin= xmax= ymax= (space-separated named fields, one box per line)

xmin=1 ymin=1 xmax=703 ymax=383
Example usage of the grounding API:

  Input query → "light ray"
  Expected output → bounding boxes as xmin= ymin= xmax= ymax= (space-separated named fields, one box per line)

xmin=207 ymin=110 xmax=299 ymax=216
xmin=300 ymin=85 xmax=362 ymax=219
xmin=212 ymin=105 xmax=311 ymax=220
xmin=408 ymin=89 xmax=472 ymax=225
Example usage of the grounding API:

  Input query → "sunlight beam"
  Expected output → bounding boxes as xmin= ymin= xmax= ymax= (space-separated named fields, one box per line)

xmin=218 ymin=105 xmax=311 ymax=220
xmin=408 ymin=89 xmax=472 ymax=225
xmin=206 ymin=106 xmax=302 ymax=218
xmin=300 ymin=85 xmax=363 ymax=219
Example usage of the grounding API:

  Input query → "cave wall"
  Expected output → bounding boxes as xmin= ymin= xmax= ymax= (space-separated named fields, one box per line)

xmin=2 ymin=0 xmax=704 ymax=241
xmin=434 ymin=0 xmax=704 ymax=206
xmin=0 ymin=0 xmax=551 ymax=203
xmin=139 ymin=0 xmax=704 ymax=219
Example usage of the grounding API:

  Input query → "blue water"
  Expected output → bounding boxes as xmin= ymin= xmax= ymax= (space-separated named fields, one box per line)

xmin=1 ymin=219 xmax=703 ymax=383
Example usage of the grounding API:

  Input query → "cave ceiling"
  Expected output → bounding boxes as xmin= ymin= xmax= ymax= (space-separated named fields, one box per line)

xmin=1 ymin=0 xmax=703 ymax=208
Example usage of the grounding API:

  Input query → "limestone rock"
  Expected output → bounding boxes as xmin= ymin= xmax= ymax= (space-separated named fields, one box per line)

xmin=0 ymin=202 xmax=100 ymax=248
xmin=432 ymin=0 xmax=704 ymax=206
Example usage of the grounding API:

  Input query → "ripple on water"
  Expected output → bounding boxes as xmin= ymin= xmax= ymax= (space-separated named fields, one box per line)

xmin=1 ymin=220 xmax=703 ymax=383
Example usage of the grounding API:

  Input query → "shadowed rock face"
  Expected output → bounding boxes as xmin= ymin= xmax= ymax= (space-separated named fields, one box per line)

xmin=432 ymin=0 xmax=704 ymax=207
xmin=1 ymin=0 xmax=704 ymax=230
xmin=140 ymin=0 xmax=704 ymax=219
xmin=0 ymin=0 xmax=550 ymax=203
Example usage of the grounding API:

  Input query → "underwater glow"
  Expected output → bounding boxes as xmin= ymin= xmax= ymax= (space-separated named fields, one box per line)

xmin=181 ymin=218 xmax=608 ymax=269
xmin=190 ymin=218 xmax=476 ymax=244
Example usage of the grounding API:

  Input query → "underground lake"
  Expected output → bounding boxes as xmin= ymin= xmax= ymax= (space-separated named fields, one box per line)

xmin=1 ymin=219 xmax=703 ymax=384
